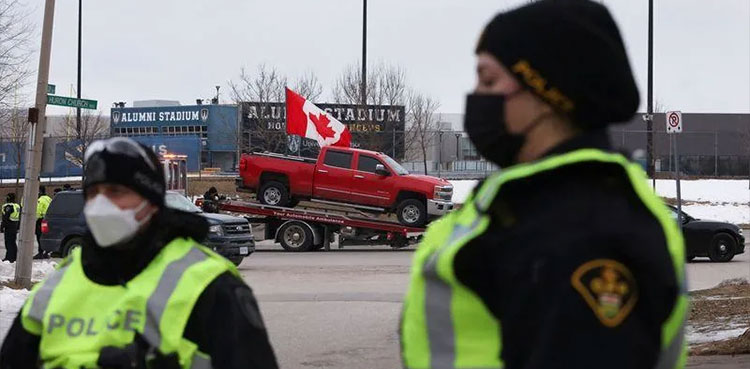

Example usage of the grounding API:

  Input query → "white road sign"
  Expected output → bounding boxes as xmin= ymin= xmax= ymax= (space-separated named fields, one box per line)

xmin=666 ymin=111 xmax=682 ymax=134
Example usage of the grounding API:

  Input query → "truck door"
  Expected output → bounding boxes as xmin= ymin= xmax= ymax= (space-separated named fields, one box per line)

xmin=313 ymin=150 xmax=353 ymax=202
xmin=351 ymin=154 xmax=393 ymax=207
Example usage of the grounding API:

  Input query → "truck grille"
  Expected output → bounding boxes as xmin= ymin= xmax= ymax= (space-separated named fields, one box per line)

xmin=222 ymin=223 xmax=252 ymax=235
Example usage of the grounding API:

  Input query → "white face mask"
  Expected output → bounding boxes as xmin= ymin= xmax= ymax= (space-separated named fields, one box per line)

xmin=83 ymin=194 xmax=153 ymax=247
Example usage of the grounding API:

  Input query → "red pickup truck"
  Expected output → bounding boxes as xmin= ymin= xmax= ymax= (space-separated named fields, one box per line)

xmin=236 ymin=147 xmax=454 ymax=227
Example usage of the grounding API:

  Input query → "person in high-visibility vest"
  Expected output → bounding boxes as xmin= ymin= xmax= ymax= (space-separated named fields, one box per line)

xmin=33 ymin=186 xmax=53 ymax=259
xmin=1 ymin=192 xmax=21 ymax=263
xmin=401 ymin=1 xmax=687 ymax=369
xmin=1 ymin=137 xmax=278 ymax=369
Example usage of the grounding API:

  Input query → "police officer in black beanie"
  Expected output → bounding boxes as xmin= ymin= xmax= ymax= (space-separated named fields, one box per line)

xmin=401 ymin=1 xmax=687 ymax=369
xmin=2 ymin=137 xmax=278 ymax=369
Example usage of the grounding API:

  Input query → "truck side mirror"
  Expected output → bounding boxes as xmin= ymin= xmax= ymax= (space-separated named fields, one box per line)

xmin=375 ymin=164 xmax=390 ymax=176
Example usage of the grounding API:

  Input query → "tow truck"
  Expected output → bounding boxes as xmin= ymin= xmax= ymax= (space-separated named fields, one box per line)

xmin=196 ymin=198 xmax=426 ymax=252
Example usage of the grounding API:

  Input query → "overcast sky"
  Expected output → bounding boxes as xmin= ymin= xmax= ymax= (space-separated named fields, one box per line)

xmin=18 ymin=0 xmax=750 ymax=116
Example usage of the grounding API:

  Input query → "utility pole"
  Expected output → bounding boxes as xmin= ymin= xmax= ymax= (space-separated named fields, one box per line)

xmin=16 ymin=0 xmax=56 ymax=288
xmin=361 ymin=0 xmax=367 ymax=105
xmin=646 ymin=0 xmax=655 ymax=189
xmin=76 ymin=0 xmax=82 ymax=139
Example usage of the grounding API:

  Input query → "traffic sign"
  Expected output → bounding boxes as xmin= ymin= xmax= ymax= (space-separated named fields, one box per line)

xmin=666 ymin=111 xmax=682 ymax=134
xmin=46 ymin=95 xmax=97 ymax=109
xmin=47 ymin=84 xmax=55 ymax=94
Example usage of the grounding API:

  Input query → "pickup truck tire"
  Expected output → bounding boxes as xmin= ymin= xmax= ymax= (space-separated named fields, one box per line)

xmin=397 ymin=199 xmax=427 ymax=227
xmin=259 ymin=181 xmax=289 ymax=207
xmin=278 ymin=221 xmax=313 ymax=252
xmin=228 ymin=256 xmax=244 ymax=266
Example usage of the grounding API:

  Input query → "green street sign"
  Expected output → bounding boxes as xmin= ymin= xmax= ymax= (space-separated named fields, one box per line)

xmin=47 ymin=84 xmax=55 ymax=94
xmin=47 ymin=95 xmax=97 ymax=109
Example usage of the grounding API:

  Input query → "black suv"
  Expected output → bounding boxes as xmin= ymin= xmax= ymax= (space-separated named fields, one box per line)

xmin=40 ymin=190 xmax=254 ymax=265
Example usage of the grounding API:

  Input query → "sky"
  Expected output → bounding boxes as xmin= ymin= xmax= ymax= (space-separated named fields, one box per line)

xmin=16 ymin=0 xmax=750 ymax=116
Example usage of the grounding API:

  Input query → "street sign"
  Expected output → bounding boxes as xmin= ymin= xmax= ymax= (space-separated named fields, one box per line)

xmin=666 ymin=111 xmax=682 ymax=134
xmin=46 ymin=95 xmax=97 ymax=109
xmin=47 ymin=84 xmax=55 ymax=94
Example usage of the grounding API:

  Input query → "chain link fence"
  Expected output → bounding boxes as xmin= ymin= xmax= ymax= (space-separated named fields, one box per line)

xmin=612 ymin=129 xmax=750 ymax=177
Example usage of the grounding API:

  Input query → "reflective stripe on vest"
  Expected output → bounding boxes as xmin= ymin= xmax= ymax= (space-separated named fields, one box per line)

xmin=21 ymin=238 xmax=237 ymax=369
xmin=401 ymin=148 xmax=687 ymax=369
xmin=3 ymin=203 xmax=20 ymax=222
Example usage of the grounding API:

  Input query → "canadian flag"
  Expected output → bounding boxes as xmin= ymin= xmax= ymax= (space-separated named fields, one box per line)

xmin=286 ymin=88 xmax=351 ymax=148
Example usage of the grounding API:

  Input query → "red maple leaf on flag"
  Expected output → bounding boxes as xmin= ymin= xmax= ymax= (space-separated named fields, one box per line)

xmin=308 ymin=112 xmax=336 ymax=139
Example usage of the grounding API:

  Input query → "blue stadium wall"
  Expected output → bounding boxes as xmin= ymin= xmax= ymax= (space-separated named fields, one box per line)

xmin=110 ymin=104 xmax=238 ymax=170
xmin=0 ymin=136 xmax=201 ymax=179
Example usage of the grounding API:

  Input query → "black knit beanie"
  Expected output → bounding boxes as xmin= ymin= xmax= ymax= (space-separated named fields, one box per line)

xmin=476 ymin=0 xmax=639 ymax=128
xmin=83 ymin=138 xmax=166 ymax=207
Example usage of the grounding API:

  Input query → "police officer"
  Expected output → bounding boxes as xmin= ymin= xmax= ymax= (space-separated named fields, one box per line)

xmin=401 ymin=1 xmax=687 ymax=369
xmin=33 ymin=186 xmax=52 ymax=259
xmin=1 ymin=193 xmax=21 ymax=263
xmin=1 ymin=137 xmax=278 ymax=368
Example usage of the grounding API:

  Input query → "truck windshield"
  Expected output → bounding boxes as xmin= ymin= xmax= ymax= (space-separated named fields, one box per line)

xmin=165 ymin=192 xmax=202 ymax=213
xmin=383 ymin=156 xmax=409 ymax=175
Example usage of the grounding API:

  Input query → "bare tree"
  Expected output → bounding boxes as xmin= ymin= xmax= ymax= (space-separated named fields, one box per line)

xmin=0 ymin=104 xmax=28 ymax=196
xmin=405 ymin=90 xmax=440 ymax=174
xmin=293 ymin=70 xmax=323 ymax=101
xmin=0 ymin=0 xmax=33 ymax=110
xmin=330 ymin=62 xmax=408 ymax=155
xmin=330 ymin=62 xmax=407 ymax=106
xmin=229 ymin=64 xmax=289 ymax=153
xmin=53 ymin=111 xmax=109 ymax=168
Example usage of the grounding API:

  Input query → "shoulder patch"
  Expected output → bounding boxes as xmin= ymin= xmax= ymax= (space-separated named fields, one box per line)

xmin=571 ymin=259 xmax=638 ymax=328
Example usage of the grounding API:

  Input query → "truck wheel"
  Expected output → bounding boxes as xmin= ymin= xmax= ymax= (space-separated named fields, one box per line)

xmin=397 ymin=199 xmax=427 ymax=227
xmin=708 ymin=232 xmax=736 ymax=262
xmin=259 ymin=181 xmax=289 ymax=207
xmin=278 ymin=222 xmax=313 ymax=252
xmin=62 ymin=236 xmax=83 ymax=257
xmin=228 ymin=256 xmax=244 ymax=266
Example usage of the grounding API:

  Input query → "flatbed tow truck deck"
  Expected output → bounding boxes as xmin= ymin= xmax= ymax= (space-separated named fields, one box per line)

xmin=199 ymin=199 xmax=426 ymax=252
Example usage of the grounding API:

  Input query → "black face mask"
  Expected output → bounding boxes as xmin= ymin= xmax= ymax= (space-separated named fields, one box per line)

xmin=463 ymin=94 xmax=524 ymax=168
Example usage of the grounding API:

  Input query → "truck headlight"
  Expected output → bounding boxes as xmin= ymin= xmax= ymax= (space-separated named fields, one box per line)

xmin=433 ymin=185 xmax=453 ymax=201
xmin=209 ymin=225 xmax=223 ymax=236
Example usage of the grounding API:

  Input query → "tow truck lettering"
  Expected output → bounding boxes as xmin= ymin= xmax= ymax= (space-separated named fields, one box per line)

xmin=47 ymin=310 xmax=142 ymax=336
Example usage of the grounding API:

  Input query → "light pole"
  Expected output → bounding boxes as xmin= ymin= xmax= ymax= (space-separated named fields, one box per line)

xmin=646 ymin=0 xmax=655 ymax=189
xmin=455 ymin=133 xmax=461 ymax=160
xmin=361 ymin=0 xmax=367 ymax=105
xmin=16 ymin=0 xmax=56 ymax=288
xmin=76 ymin=0 xmax=82 ymax=139
xmin=438 ymin=131 xmax=444 ymax=178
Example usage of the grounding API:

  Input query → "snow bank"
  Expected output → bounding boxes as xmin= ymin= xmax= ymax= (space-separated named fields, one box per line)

xmin=0 ymin=260 xmax=58 ymax=343
xmin=655 ymin=179 xmax=750 ymax=204
xmin=448 ymin=180 xmax=478 ymax=204
xmin=687 ymin=326 xmax=748 ymax=345
xmin=449 ymin=178 xmax=750 ymax=224
xmin=0 ymin=260 xmax=57 ymax=282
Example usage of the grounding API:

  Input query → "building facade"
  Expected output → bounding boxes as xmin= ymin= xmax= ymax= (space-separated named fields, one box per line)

xmin=110 ymin=103 xmax=238 ymax=171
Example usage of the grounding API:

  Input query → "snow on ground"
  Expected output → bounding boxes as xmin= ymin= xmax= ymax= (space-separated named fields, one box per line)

xmin=0 ymin=260 xmax=58 ymax=342
xmin=449 ymin=179 xmax=750 ymax=224
xmin=687 ymin=326 xmax=748 ymax=345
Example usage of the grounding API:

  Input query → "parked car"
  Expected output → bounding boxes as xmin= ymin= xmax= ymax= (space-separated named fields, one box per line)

xmin=237 ymin=146 xmax=454 ymax=227
xmin=40 ymin=190 xmax=254 ymax=265
xmin=668 ymin=206 xmax=745 ymax=262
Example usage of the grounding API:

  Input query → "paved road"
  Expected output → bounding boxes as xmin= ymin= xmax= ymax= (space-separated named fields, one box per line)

xmin=245 ymin=241 xmax=750 ymax=368
xmin=2 ymin=238 xmax=750 ymax=368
